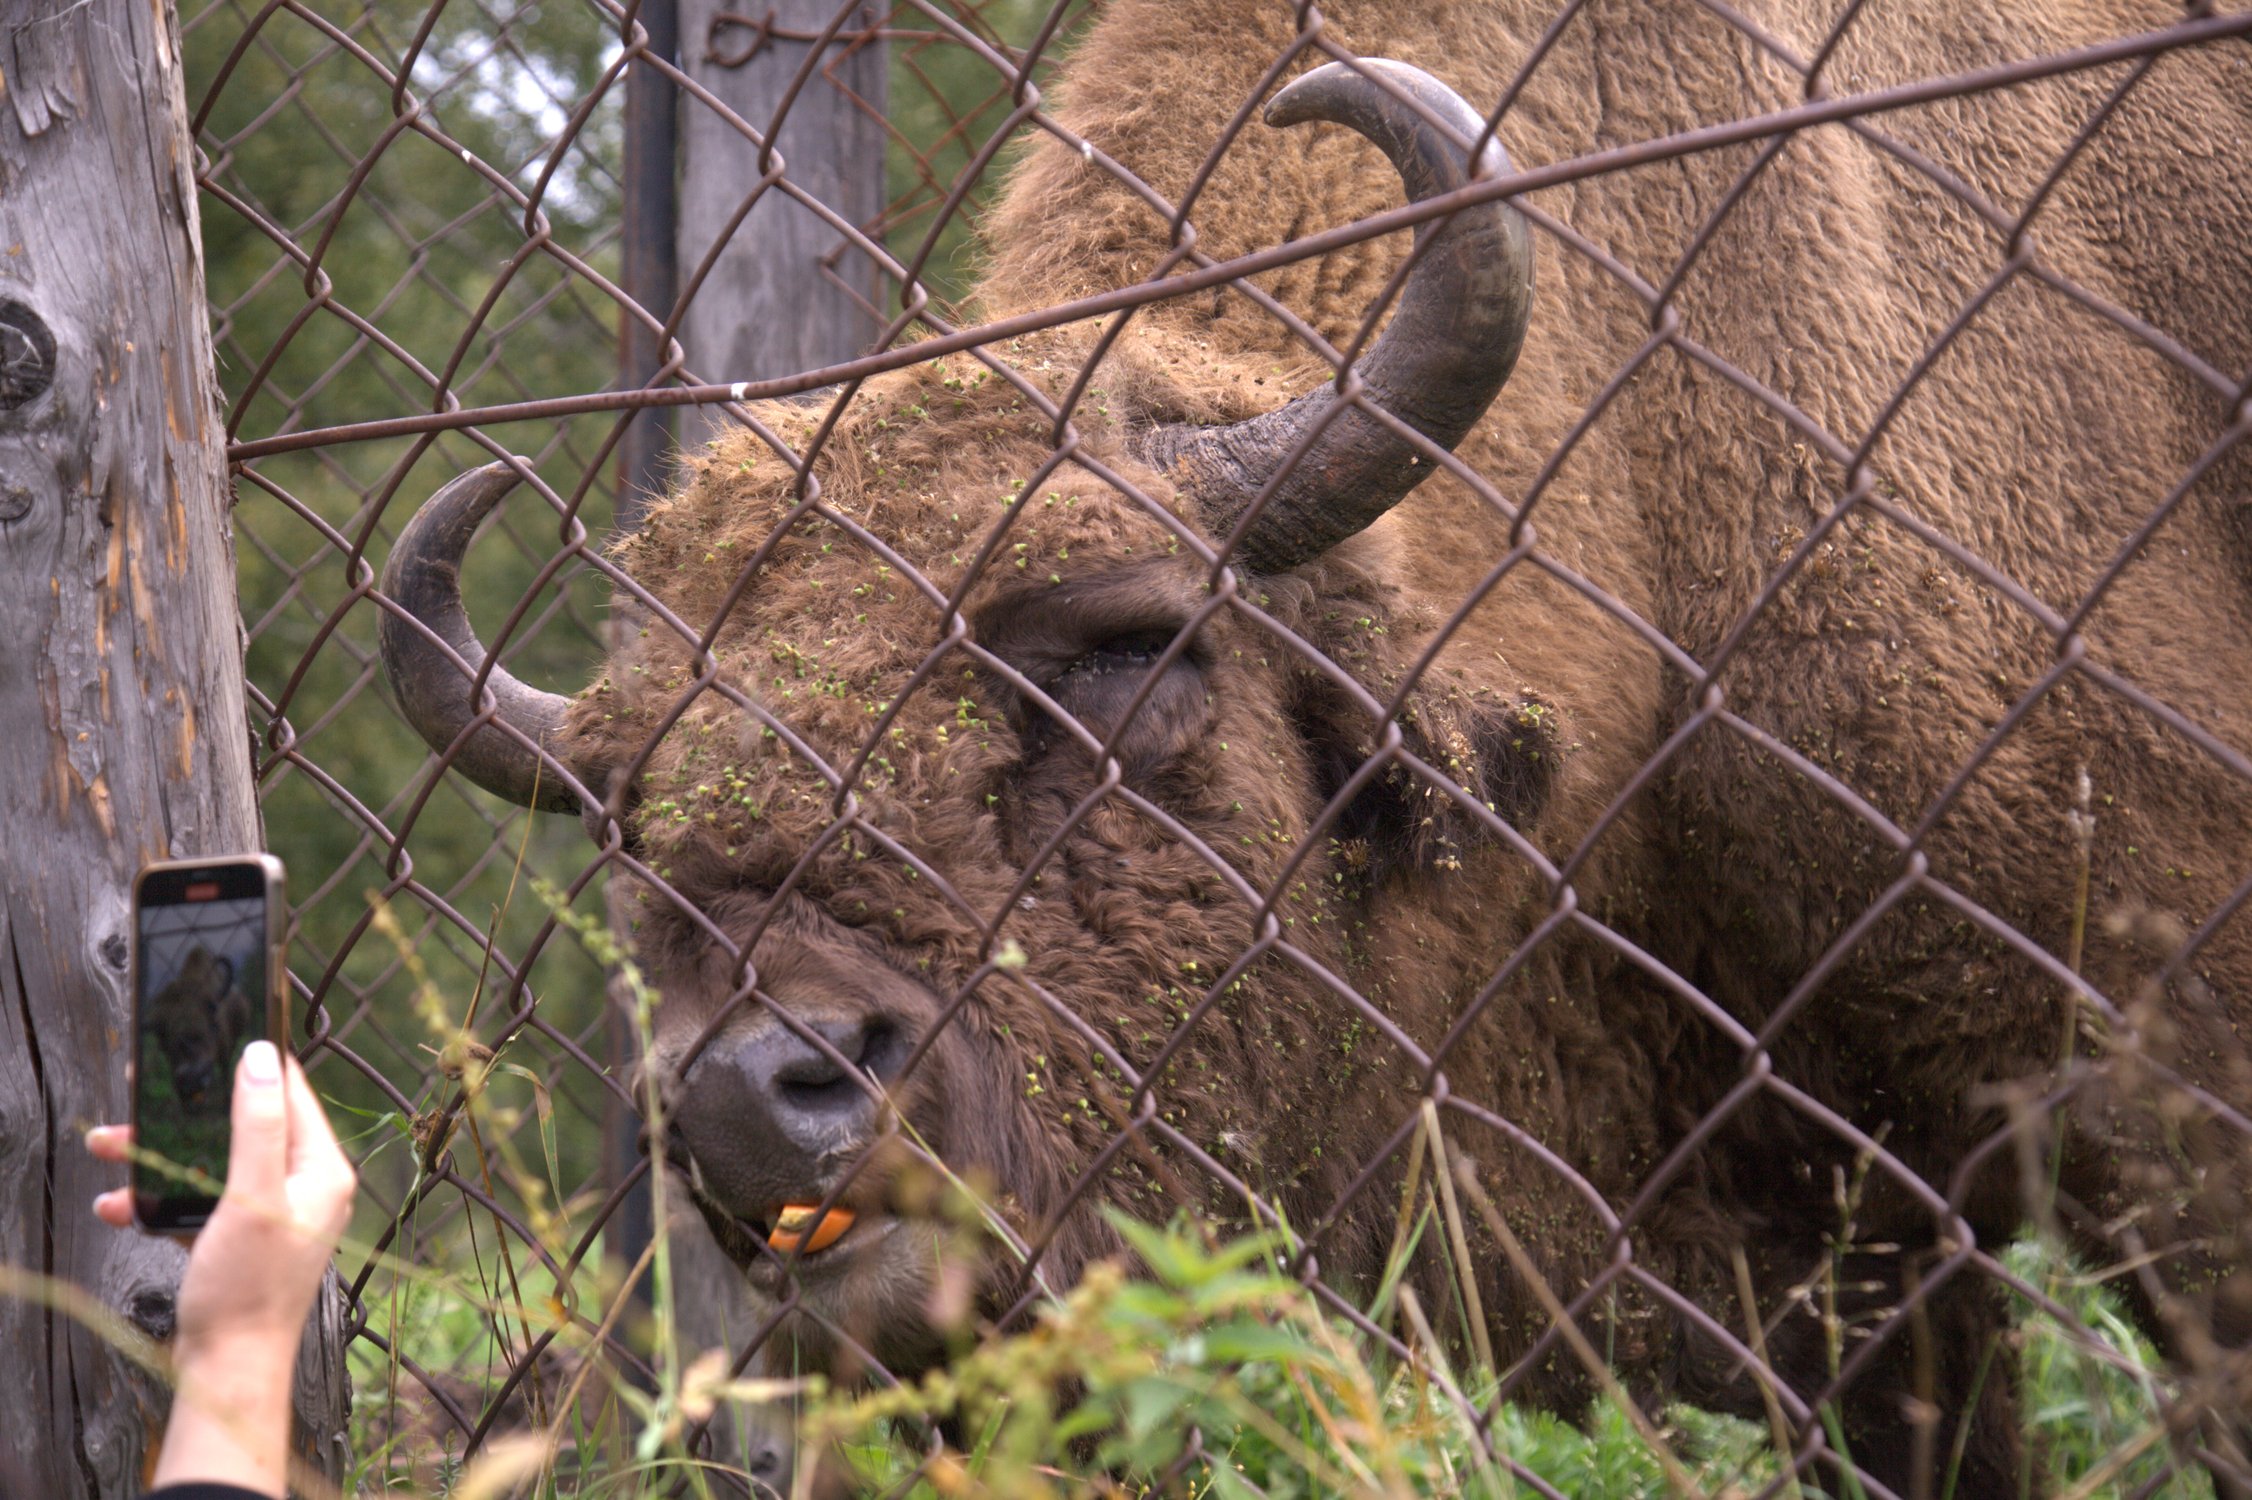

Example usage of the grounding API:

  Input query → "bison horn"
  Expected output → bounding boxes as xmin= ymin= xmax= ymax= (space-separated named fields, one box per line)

xmin=378 ymin=461 xmax=585 ymax=814
xmin=1144 ymin=59 xmax=1535 ymax=573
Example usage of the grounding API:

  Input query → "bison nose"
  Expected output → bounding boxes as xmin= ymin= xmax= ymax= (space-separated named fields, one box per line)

xmin=674 ymin=1016 xmax=907 ymax=1216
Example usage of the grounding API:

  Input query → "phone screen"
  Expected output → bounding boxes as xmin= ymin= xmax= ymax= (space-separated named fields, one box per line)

xmin=133 ymin=861 xmax=278 ymax=1230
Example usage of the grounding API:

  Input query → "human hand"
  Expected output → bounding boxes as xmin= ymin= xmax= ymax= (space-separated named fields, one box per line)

xmin=89 ymin=1040 xmax=357 ymax=1495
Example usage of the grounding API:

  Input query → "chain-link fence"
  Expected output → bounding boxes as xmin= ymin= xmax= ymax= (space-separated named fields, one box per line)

xmin=182 ymin=0 xmax=2252 ymax=1494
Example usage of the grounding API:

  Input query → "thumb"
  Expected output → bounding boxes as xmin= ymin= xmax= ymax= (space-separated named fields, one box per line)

xmin=223 ymin=1040 xmax=289 ymax=1206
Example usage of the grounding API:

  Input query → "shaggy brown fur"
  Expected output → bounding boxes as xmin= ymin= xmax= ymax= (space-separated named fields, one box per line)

xmin=550 ymin=2 xmax=2252 ymax=1492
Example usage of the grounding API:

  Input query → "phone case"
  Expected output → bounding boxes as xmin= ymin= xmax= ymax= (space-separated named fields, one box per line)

xmin=129 ymin=854 xmax=287 ymax=1232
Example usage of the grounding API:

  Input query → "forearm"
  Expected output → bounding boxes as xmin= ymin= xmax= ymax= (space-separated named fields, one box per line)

xmin=149 ymin=1335 xmax=296 ymax=1499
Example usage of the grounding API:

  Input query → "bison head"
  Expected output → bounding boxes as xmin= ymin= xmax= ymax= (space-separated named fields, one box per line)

xmin=149 ymin=947 xmax=239 ymax=1106
xmin=380 ymin=61 xmax=1546 ymax=1376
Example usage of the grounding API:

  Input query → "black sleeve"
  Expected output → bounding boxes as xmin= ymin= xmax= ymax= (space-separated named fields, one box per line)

xmin=145 ymin=1485 xmax=279 ymax=1500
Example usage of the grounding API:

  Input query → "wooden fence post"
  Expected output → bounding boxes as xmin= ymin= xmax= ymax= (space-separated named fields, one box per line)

xmin=0 ymin=0 xmax=349 ymax=1491
xmin=677 ymin=0 xmax=891 ymax=402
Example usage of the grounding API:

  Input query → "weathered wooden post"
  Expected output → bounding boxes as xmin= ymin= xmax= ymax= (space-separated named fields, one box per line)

xmin=0 ymin=0 xmax=349 ymax=1491
xmin=677 ymin=0 xmax=890 ymax=401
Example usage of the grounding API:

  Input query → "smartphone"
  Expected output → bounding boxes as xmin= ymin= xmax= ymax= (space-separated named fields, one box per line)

xmin=131 ymin=855 xmax=287 ymax=1232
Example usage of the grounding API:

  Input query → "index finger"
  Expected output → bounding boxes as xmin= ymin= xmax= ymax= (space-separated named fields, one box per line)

xmin=84 ymin=1125 xmax=134 ymax=1163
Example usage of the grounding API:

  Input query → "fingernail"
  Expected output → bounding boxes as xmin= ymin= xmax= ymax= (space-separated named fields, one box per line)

xmin=242 ymin=1040 xmax=281 ymax=1086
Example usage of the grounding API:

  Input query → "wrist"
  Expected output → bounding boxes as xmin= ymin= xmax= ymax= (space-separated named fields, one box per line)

xmin=173 ymin=1323 xmax=302 ymax=1394
xmin=153 ymin=1338 xmax=294 ymax=1497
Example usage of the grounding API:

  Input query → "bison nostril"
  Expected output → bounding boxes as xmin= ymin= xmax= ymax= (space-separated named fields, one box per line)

xmin=651 ymin=1121 xmax=693 ymax=1172
xmin=773 ymin=1018 xmax=905 ymax=1110
xmin=776 ymin=1072 xmax=861 ymax=1117
xmin=772 ymin=1046 xmax=849 ymax=1094
xmin=859 ymin=1019 xmax=908 ymax=1086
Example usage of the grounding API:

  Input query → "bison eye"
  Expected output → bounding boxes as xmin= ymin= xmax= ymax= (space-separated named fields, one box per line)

xmin=968 ymin=566 xmax=1215 ymax=778
xmin=1030 ymin=628 xmax=1208 ymax=772
xmin=1054 ymin=630 xmax=1177 ymax=688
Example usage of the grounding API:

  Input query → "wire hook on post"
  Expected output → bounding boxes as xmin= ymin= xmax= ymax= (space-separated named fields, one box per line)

xmin=705 ymin=6 xmax=884 ymax=68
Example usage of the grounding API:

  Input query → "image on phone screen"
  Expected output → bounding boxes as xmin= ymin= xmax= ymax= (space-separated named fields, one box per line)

xmin=136 ymin=889 xmax=268 ymax=1221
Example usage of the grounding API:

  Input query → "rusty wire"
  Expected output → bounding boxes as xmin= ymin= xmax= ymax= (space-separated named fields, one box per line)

xmin=183 ymin=0 xmax=2252 ymax=1494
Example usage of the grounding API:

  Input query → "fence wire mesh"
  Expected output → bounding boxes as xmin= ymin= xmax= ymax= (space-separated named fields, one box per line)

xmin=181 ymin=0 xmax=2252 ymax=1494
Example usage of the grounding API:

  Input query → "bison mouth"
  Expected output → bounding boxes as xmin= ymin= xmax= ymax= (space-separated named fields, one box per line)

xmin=688 ymin=1172 xmax=966 ymax=1380
xmin=766 ymin=1202 xmax=858 ymax=1254
xmin=657 ymin=1112 xmax=1000 ymax=1386
xmin=662 ymin=1125 xmax=903 ymax=1293
xmin=716 ymin=1199 xmax=876 ymax=1272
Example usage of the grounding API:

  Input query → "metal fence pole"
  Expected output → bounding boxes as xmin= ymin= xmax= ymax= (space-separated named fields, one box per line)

xmin=619 ymin=0 xmax=681 ymax=529
xmin=606 ymin=0 xmax=680 ymax=1355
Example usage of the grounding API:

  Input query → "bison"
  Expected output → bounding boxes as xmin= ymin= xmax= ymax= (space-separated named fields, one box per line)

xmin=379 ymin=1 xmax=2252 ymax=1491
xmin=144 ymin=945 xmax=252 ymax=1109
